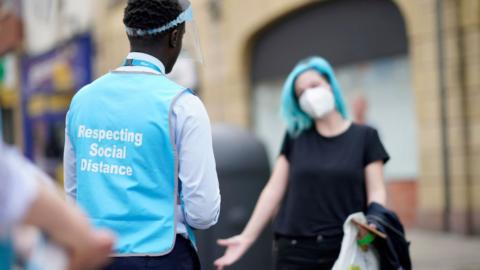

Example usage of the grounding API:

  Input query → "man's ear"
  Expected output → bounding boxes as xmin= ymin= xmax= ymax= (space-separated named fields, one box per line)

xmin=169 ymin=28 xmax=180 ymax=48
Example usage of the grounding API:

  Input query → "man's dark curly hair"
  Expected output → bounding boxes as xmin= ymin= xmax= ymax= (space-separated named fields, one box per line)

xmin=123 ymin=0 xmax=183 ymax=36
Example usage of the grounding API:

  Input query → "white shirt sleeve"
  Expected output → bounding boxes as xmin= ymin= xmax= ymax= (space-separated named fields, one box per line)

xmin=173 ymin=93 xmax=221 ymax=230
xmin=0 ymin=143 xmax=39 ymax=234
xmin=63 ymin=116 xmax=77 ymax=203
xmin=63 ymin=136 xmax=76 ymax=202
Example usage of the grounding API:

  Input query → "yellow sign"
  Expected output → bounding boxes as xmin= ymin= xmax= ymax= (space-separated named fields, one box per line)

xmin=52 ymin=62 xmax=74 ymax=91
xmin=27 ymin=93 xmax=73 ymax=117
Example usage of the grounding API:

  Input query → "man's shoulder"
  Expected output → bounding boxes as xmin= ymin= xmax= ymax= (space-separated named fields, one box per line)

xmin=174 ymin=91 xmax=204 ymax=114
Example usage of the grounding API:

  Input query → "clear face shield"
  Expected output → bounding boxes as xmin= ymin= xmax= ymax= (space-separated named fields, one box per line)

xmin=125 ymin=0 xmax=203 ymax=64
xmin=178 ymin=0 xmax=203 ymax=63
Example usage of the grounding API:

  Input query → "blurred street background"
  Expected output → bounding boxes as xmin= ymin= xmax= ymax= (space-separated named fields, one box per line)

xmin=0 ymin=0 xmax=479 ymax=269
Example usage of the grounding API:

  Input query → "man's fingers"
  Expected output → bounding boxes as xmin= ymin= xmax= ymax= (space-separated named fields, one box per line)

xmin=217 ymin=238 xmax=234 ymax=246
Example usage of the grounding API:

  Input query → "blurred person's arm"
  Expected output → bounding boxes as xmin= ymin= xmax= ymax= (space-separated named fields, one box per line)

xmin=0 ymin=144 xmax=113 ymax=270
xmin=174 ymin=93 xmax=221 ymax=229
xmin=23 ymin=178 xmax=114 ymax=270
xmin=365 ymin=160 xmax=387 ymax=206
xmin=64 ymin=118 xmax=77 ymax=202
xmin=214 ymin=156 xmax=289 ymax=270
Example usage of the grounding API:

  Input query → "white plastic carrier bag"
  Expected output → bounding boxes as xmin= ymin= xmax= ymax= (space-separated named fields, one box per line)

xmin=332 ymin=212 xmax=380 ymax=270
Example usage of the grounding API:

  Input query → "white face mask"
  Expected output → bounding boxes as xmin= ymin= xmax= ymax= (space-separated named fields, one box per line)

xmin=298 ymin=86 xmax=335 ymax=119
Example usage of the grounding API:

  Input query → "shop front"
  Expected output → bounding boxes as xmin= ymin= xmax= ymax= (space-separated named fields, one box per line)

xmin=21 ymin=34 xmax=93 ymax=182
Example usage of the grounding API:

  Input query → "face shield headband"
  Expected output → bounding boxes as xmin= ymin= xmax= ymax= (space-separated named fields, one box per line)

xmin=124 ymin=1 xmax=203 ymax=63
xmin=125 ymin=5 xmax=193 ymax=37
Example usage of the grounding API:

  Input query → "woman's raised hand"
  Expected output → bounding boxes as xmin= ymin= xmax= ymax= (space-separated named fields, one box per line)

xmin=214 ymin=234 xmax=254 ymax=270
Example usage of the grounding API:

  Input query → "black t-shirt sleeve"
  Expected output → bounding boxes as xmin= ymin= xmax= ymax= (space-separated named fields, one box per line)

xmin=364 ymin=127 xmax=390 ymax=166
xmin=279 ymin=132 xmax=292 ymax=160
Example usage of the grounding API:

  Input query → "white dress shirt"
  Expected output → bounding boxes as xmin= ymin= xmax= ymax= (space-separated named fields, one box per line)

xmin=64 ymin=52 xmax=221 ymax=235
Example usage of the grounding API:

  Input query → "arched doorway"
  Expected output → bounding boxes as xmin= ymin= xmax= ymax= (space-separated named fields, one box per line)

xmin=249 ymin=0 xmax=418 ymax=225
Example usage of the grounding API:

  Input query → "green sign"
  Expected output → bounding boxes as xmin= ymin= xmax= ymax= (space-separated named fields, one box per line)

xmin=0 ymin=58 xmax=5 ymax=84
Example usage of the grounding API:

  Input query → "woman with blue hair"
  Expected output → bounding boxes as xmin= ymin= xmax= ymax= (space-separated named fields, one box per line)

xmin=215 ymin=57 xmax=389 ymax=270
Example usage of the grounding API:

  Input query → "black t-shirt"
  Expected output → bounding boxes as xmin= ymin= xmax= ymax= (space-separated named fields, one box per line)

xmin=274 ymin=123 xmax=389 ymax=237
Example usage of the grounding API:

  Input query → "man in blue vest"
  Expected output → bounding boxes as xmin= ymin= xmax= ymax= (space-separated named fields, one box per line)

xmin=63 ymin=0 xmax=221 ymax=269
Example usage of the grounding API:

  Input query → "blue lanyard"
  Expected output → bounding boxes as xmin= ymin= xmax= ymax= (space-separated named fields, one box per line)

xmin=123 ymin=59 xmax=163 ymax=74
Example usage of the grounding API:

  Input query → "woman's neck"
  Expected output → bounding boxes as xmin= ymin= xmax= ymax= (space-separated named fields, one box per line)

xmin=314 ymin=111 xmax=351 ymax=137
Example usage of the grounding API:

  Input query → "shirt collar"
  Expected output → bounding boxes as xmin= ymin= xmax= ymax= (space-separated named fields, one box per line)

xmin=126 ymin=52 xmax=166 ymax=74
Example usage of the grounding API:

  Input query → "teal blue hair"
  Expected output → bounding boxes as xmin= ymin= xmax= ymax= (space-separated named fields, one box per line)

xmin=281 ymin=56 xmax=348 ymax=136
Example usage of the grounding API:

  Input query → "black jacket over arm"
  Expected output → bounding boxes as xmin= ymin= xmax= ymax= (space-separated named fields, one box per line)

xmin=366 ymin=202 xmax=412 ymax=270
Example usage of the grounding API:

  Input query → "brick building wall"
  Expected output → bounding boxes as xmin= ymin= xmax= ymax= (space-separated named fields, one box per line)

xmin=93 ymin=0 xmax=480 ymax=234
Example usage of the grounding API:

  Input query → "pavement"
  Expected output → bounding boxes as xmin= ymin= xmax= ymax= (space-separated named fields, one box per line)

xmin=408 ymin=229 xmax=480 ymax=270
